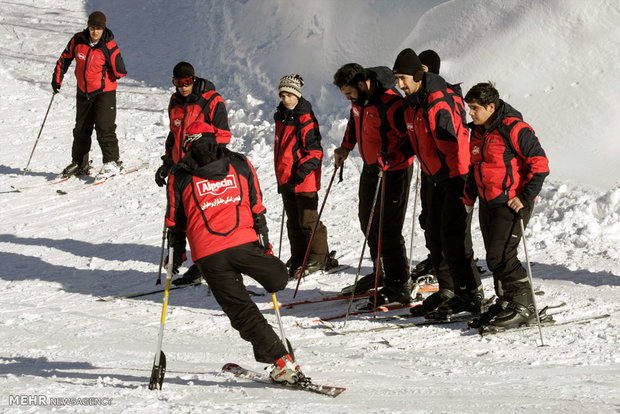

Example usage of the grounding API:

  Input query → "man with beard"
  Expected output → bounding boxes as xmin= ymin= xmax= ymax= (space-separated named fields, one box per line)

xmin=333 ymin=63 xmax=413 ymax=306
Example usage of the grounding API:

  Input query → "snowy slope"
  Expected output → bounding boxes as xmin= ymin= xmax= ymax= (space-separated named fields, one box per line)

xmin=0 ymin=0 xmax=619 ymax=413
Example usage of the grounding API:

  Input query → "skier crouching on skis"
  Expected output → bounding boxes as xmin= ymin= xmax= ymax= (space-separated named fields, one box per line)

xmin=463 ymin=82 xmax=549 ymax=329
xmin=165 ymin=121 xmax=305 ymax=384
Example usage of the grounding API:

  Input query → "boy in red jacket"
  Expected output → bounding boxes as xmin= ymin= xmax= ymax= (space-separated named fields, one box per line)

xmin=463 ymin=82 xmax=549 ymax=328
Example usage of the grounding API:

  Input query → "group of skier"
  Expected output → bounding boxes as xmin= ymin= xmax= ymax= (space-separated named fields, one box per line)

xmin=51 ymin=11 xmax=549 ymax=386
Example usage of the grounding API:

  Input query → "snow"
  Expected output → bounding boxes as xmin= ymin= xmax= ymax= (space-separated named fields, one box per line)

xmin=0 ymin=0 xmax=618 ymax=413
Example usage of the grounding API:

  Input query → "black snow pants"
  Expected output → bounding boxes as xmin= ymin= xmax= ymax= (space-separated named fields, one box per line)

xmin=72 ymin=90 xmax=119 ymax=165
xmin=195 ymin=242 xmax=289 ymax=364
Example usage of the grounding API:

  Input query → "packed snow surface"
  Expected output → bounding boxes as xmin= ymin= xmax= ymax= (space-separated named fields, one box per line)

xmin=0 ymin=0 xmax=618 ymax=413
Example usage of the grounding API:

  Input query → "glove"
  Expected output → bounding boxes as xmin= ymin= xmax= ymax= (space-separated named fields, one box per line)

xmin=377 ymin=152 xmax=395 ymax=171
xmin=51 ymin=81 xmax=61 ymax=94
xmin=155 ymin=164 xmax=171 ymax=187
xmin=253 ymin=213 xmax=271 ymax=253
xmin=164 ymin=251 xmax=187 ymax=275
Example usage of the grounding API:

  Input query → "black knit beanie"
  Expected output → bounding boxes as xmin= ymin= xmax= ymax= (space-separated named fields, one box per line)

xmin=173 ymin=61 xmax=195 ymax=78
xmin=87 ymin=11 xmax=106 ymax=28
xmin=392 ymin=48 xmax=423 ymax=76
xmin=419 ymin=50 xmax=441 ymax=75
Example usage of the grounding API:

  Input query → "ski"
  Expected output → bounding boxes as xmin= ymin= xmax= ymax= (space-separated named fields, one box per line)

xmin=323 ymin=302 xmax=569 ymax=335
xmin=222 ymin=363 xmax=345 ymax=398
xmin=314 ymin=301 xmax=423 ymax=322
xmin=478 ymin=313 xmax=610 ymax=336
xmin=56 ymin=164 xmax=147 ymax=194
xmin=322 ymin=312 xmax=476 ymax=335
xmin=97 ymin=281 xmax=204 ymax=301
xmin=278 ymin=291 xmax=371 ymax=308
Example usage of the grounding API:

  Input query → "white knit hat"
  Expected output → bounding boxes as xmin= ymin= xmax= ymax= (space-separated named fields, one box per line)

xmin=278 ymin=74 xmax=304 ymax=99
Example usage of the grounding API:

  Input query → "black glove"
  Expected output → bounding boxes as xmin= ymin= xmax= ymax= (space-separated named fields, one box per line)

xmin=51 ymin=80 xmax=61 ymax=94
xmin=155 ymin=164 xmax=171 ymax=187
xmin=253 ymin=213 xmax=270 ymax=252
xmin=164 ymin=251 xmax=187 ymax=275
xmin=166 ymin=229 xmax=187 ymax=274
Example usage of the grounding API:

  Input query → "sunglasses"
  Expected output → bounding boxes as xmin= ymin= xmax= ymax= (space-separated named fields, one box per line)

xmin=172 ymin=77 xmax=194 ymax=87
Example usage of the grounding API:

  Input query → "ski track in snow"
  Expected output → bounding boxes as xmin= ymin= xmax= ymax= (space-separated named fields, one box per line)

xmin=0 ymin=1 xmax=619 ymax=413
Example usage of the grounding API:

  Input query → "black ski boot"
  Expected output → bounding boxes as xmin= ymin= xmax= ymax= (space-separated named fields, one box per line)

xmin=409 ymin=288 xmax=454 ymax=316
xmin=324 ymin=250 xmax=339 ymax=271
xmin=489 ymin=293 xmax=536 ymax=328
xmin=341 ymin=269 xmax=385 ymax=296
xmin=172 ymin=263 xmax=202 ymax=286
xmin=60 ymin=161 xmax=91 ymax=178
xmin=411 ymin=255 xmax=434 ymax=280
xmin=362 ymin=278 xmax=413 ymax=309
xmin=425 ymin=287 xmax=485 ymax=321
xmin=468 ymin=298 xmax=508 ymax=329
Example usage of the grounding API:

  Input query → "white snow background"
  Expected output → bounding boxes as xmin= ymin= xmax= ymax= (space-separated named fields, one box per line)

xmin=0 ymin=0 xmax=619 ymax=413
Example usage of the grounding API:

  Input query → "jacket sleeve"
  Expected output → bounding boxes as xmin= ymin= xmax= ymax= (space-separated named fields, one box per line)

xmin=163 ymin=131 xmax=175 ymax=161
xmin=165 ymin=169 xmax=187 ymax=249
xmin=426 ymin=97 xmax=460 ymax=152
xmin=341 ymin=109 xmax=357 ymax=151
xmin=295 ymin=113 xmax=322 ymax=181
xmin=106 ymin=40 xmax=127 ymax=79
xmin=513 ymin=124 xmax=550 ymax=205
xmin=244 ymin=157 xmax=266 ymax=217
xmin=208 ymin=93 xmax=231 ymax=143
xmin=52 ymin=34 xmax=77 ymax=86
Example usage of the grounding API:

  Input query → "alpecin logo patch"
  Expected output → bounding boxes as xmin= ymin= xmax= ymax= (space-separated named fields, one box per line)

xmin=196 ymin=175 xmax=237 ymax=196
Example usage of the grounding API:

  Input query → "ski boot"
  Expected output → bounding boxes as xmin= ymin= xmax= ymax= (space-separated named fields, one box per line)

xmin=409 ymin=288 xmax=454 ymax=317
xmin=60 ymin=161 xmax=91 ymax=178
xmin=341 ymin=269 xmax=385 ymax=296
xmin=172 ymin=263 xmax=202 ymax=286
xmin=425 ymin=287 xmax=485 ymax=321
xmin=269 ymin=354 xmax=306 ymax=385
xmin=489 ymin=293 xmax=537 ymax=328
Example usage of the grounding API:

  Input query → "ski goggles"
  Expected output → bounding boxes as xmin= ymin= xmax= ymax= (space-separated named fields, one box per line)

xmin=172 ymin=76 xmax=195 ymax=87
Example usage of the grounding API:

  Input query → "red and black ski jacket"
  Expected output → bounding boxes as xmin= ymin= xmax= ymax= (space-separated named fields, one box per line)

xmin=401 ymin=72 xmax=470 ymax=181
xmin=166 ymin=149 xmax=265 ymax=260
xmin=273 ymin=97 xmax=323 ymax=194
xmin=464 ymin=100 xmax=549 ymax=207
xmin=165 ymin=78 xmax=231 ymax=164
xmin=52 ymin=28 xmax=126 ymax=99
xmin=341 ymin=68 xmax=409 ymax=171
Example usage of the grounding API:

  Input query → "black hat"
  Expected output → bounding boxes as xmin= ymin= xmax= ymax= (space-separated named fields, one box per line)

xmin=173 ymin=61 xmax=195 ymax=79
xmin=419 ymin=50 xmax=441 ymax=75
xmin=392 ymin=48 xmax=423 ymax=76
xmin=87 ymin=11 xmax=106 ymax=28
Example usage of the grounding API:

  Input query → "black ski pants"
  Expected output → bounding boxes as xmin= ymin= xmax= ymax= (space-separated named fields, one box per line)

xmin=417 ymin=171 xmax=475 ymax=278
xmin=282 ymin=191 xmax=329 ymax=267
xmin=358 ymin=164 xmax=412 ymax=288
xmin=422 ymin=175 xmax=481 ymax=293
xmin=479 ymin=201 xmax=533 ymax=299
xmin=72 ymin=90 xmax=119 ymax=165
xmin=195 ymin=242 xmax=289 ymax=364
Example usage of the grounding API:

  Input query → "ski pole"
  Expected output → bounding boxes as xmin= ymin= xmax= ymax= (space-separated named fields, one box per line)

xmin=271 ymin=293 xmax=291 ymax=354
xmin=155 ymin=222 xmax=167 ymax=285
xmin=277 ymin=204 xmax=285 ymax=259
xmin=519 ymin=214 xmax=545 ymax=347
xmin=408 ymin=161 xmax=421 ymax=273
xmin=343 ymin=170 xmax=384 ymax=327
xmin=292 ymin=166 xmax=340 ymax=298
xmin=148 ymin=245 xmax=174 ymax=390
xmin=372 ymin=171 xmax=387 ymax=317
xmin=24 ymin=92 xmax=56 ymax=174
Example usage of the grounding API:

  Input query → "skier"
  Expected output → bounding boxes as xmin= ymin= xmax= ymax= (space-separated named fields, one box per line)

xmin=463 ymin=82 xmax=549 ymax=328
xmin=165 ymin=121 xmax=304 ymax=384
xmin=390 ymin=48 xmax=483 ymax=319
xmin=155 ymin=61 xmax=232 ymax=286
xmin=410 ymin=50 xmax=482 ymax=296
xmin=52 ymin=11 xmax=127 ymax=179
xmin=273 ymin=74 xmax=337 ymax=277
xmin=333 ymin=63 xmax=414 ymax=306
